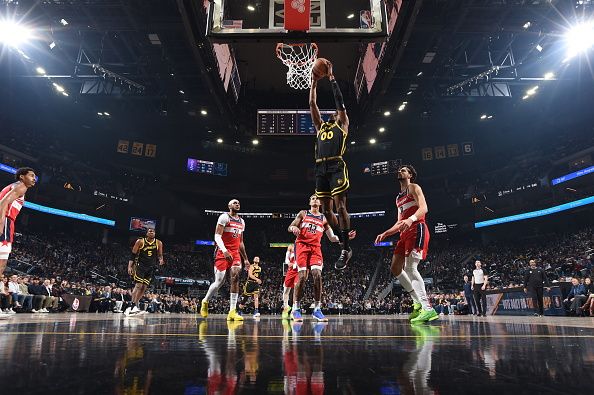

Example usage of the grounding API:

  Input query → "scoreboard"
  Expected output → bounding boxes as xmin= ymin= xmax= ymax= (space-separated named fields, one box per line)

xmin=187 ymin=158 xmax=228 ymax=176
xmin=257 ymin=109 xmax=335 ymax=135
xmin=367 ymin=159 xmax=402 ymax=176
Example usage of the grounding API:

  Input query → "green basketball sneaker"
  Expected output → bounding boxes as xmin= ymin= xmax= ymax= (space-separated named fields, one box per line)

xmin=409 ymin=303 xmax=422 ymax=321
xmin=281 ymin=306 xmax=292 ymax=320
xmin=410 ymin=308 xmax=439 ymax=324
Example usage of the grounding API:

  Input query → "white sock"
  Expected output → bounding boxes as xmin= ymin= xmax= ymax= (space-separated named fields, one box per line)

xmin=405 ymin=257 xmax=431 ymax=310
xmin=282 ymin=286 xmax=291 ymax=308
xmin=230 ymin=293 xmax=238 ymax=311
xmin=396 ymin=271 xmax=419 ymax=303
xmin=314 ymin=301 xmax=321 ymax=310
xmin=204 ymin=269 xmax=226 ymax=301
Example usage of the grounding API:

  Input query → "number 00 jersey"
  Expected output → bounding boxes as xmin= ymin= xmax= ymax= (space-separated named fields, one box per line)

xmin=315 ymin=121 xmax=347 ymax=160
xmin=136 ymin=237 xmax=159 ymax=266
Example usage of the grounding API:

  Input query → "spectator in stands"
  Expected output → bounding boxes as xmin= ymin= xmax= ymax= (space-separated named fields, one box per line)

xmin=17 ymin=276 xmax=33 ymax=311
xmin=563 ymin=277 xmax=586 ymax=315
xmin=0 ymin=275 xmax=14 ymax=314
xmin=42 ymin=279 xmax=59 ymax=311
xmin=8 ymin=274 xmax=23 ymax=309
xmin=28 ymin=277 xmax=49 ymax=313
xmin=578 ymin=277 xmax=594 ymax=316
xmin=463 ymin=275 xmax=477 ymax=315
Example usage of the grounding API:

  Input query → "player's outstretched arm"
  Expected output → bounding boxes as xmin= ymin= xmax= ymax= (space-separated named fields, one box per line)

xmin=128 ymin=239 xmax=142 ymax=275
xmin=288 ymin=210 xmax=305 ymax=236
xmin=309 ymin=80 xmax=322 ymax=131
xmin=327 ymin=63 xmax=349 ymax=130
xmin=157 ymin=240 xmax=164 ymax=265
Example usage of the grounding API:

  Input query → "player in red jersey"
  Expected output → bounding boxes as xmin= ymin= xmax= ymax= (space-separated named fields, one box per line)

xmin=281 ymin=244 xmax=299 ymax=319
xmin=0 ymin=167 xmax=36 ymax=276
xmin=375 ymin=165 xmax=438 ymax=324
xmin=288 ymin=195 xmax=355 ymax=322
xmin=200 ymin=199 xmax=250 ymax=321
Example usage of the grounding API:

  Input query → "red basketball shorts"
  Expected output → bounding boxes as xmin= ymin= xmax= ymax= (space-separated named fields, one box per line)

xmin=394 ymin=222 xmax=430 ymax=260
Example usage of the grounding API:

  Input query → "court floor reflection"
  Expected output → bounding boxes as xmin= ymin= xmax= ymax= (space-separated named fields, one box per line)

xmin=0 ymin=314 xmax=592 ymax=394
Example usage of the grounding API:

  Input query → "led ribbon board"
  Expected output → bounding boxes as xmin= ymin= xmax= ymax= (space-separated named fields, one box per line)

xmin=551 ymin=165 xmax=594 ymax=185
xmin=474 ymin=195 xmax=594 ymax=228
xmin=24 ymin=202 xmax=115 ymax=226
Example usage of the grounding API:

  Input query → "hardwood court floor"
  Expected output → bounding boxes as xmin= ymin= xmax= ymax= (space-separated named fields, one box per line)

xmin=1 ymin=313 xmax=592 ymax=394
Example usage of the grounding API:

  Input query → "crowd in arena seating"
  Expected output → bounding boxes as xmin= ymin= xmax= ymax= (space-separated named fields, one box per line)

xmin=2 ymin=223 xmax=592 ymax=317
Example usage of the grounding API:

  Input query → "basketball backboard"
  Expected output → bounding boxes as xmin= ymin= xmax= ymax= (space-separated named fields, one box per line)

xmin=206 ymin=0 xmax=388 ymax=43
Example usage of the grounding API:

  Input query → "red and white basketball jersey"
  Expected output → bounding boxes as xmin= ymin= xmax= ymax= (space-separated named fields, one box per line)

xmin=396 ymin=186 xmax=425 ymax=223
xmin=216 ymin=213 xmax=245 ymax=252
xmin=296 ymin=211 xmax=325 ymax=246
xmin=285 ymin=249 xmax=297 ymax=270
xmin=0 ymin=183 xmax=25 ymax=220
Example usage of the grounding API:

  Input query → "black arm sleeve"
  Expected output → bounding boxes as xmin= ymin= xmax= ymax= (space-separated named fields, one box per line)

xmin=330 ymin=79 xmax=346 ymax=111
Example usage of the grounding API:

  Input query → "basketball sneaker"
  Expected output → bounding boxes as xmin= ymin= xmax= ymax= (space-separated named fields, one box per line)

xmin=334 ymin=247 xmax=352 ymax=270
xmin=227 ymin=309 xmax=244 ymax=321
xmin=281 ymin=306 xmax=292 ymax=320
xmin=129 ymin=306 xmax=142 ymax=316
xmin=200 ymin=300 xmax=209 ymax=318
xmin=124 ymin=307 xmax=132 ymax=316
xmin=198 ymin=321 xmax=208 ymax=342
xmin=312 ymin=309 xmax=328 ymax=322
xmin=410 ymin=308 xmax=439 ymax=324
xmin=409 ymin=303 xmax=422 ymax=321
xmin=253 ymin=309 xmax=261 ymax=318
xmin=291 ymin=309 xmax=303 ymax=322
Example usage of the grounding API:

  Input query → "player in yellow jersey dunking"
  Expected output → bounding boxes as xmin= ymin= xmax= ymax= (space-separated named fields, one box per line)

xmin=310 ymin=60 xmax=353 ymax=270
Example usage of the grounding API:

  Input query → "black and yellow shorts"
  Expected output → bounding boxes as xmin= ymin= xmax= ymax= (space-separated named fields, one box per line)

xmin=315 ymin=158 xmax=350 ymax=198
xmin=243 ymin=281 xmax=260 ymax=296
xmin=132 ymin=263 xmax=154 ymax=286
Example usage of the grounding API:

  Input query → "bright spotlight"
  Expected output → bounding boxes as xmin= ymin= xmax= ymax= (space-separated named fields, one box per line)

xmin=480 ymin=114 xmax=487 ymax=120
xmin=0 ymin=20 xmax=33 ymax=48
xmin=179 ymin=90 xmax=185 ymax=94
xmin=347 ymin=14 xmax=355 ymax=19
xmin=383 ymin=111 xmax=391 ymax=116
xmin=52 ymin=83 xmax=65 ymax=92
xmin=544 ymin=72 xmax=554 ymax=80
xmin=49 ymin=41 xmax=56 ymax=49
xmin=416 ymin=71 xmax=423 ymax=77
xmin=217 ymin=138 xmax=223 ymax=143
xmin=247 ymin=5 xmax=255 ymax=12
xmin=97 ymin=112 xmax=104 ymax=116
xmin=103 ymin=112 xmax=110 ymax=116
xmin=536 ymin=44 xmax=543 ymax=52
xmin=62 ymin=92 xmax=69 ymax=97
xmin=36 ymin=67 xmax=46 ymax=75
xmin=522 ymin=95 xmax=529 ymax=100
xmin=523 ymin=21 xmax=531 ymax=29
xmin=379 ymin=127 xmax=385 ymax=132
xmin=406 ymin=91 xmax=413 ymax=95
xmin=526 ymin=85 xmax=539 ymax=96
xmin=252 ymin=139 xmax=259 ymax=145
xmin=369 ymin=138 xmax=377 ymax=144
xmin=201 ymin=109 xmax=208 ymax=115
xmin=565 ymin=21 xmax=594 ymax=59
xmin=351 ymin=141 xmax=356 ymax=145
xmin=398 ymin=104 xmax=405 ymax=111
xmin=60 ymin=19 xmax=68 ymax=26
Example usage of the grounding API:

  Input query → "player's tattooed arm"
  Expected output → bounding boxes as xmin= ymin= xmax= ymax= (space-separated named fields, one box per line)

xmin=288 ymin=210 xmax=305 ymax=236
xmin=157 ymin=240 xmax=164 ymax=265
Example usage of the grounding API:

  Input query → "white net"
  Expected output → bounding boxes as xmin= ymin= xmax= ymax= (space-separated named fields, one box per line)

xmin=275 ymin=43 xmax=318 ymax=90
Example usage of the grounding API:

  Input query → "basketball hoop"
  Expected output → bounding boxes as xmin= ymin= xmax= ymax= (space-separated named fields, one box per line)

xmin=275 ymin=43 xmax=318 ymax=90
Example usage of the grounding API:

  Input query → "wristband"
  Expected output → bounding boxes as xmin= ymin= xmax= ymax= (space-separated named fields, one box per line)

xmin=214 ymin=233 xmax=227 ymax=253
xmin=408 ymin=214 xmax=418 ymax=222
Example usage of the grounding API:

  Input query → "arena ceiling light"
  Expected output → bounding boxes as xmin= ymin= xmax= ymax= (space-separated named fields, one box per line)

xmin=252 ymin=139 xmax=259 ymax=145
xmin=216 ymin=138 xmax=223 ymax=143
xmin=347 ymin=14 xmax=355 ymax=19
xmin=35 ymin=67 xmax=46 ymax=74
xmin=49 ymin=41 xmax=56 ymax=49
xmin=52 ymin=82 xmax=65 ymax=92
xmin=378 ymin=127 xmax=385 ymax=132
xmin=383 ymin=111 xmax=391 ymax=116
xmin=480 ymin=114 xmax=487 ymax=120
xmin=564 ymin=21 xmax=594 ymax=59
xmin=200 ymin=109 xmax=208 ymax=115
xmin=523 ymin=21 xmax=531 ymax=29
xmin=416 ymin=71 xmax=423 ymax=77
xmin=59 ymin=19 xmax=68 ymax=26
xmin=61 ymin=92 xmax=68 ymax=97
xmin=544 ymin=72 xmax=555 ymax=80
xmin=536 ymin=44 xmax=543 ymax=52
xmin=526 ymin=85 xmax=539 ymax=96
xmin=351 ymin=141 xmax=356 ymax=145
xmin=247 ymin=5 xmax=255 ymax=12
xmin=0 ymin=20 xmax=33 ymax=48
xmin=179 ymin=90 xmax=185 ymax=94
xmin=369 ymin=138 xmax=377 ymax=144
